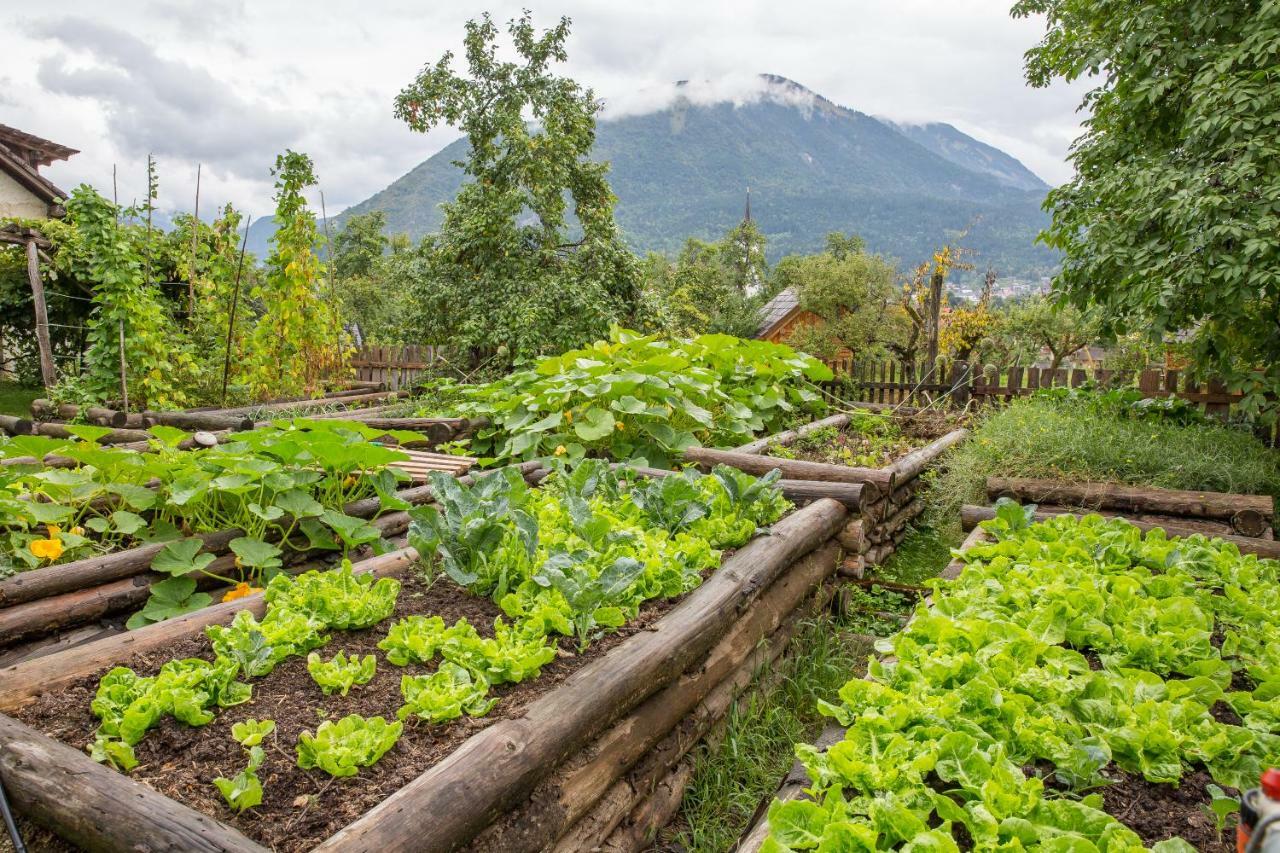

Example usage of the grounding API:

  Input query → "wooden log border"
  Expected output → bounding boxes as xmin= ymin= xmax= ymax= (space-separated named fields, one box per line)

xmin=0 ymin=498 xmax=847 ymax=853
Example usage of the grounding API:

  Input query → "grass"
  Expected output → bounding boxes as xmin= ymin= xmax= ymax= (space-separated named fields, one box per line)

xmin=931 ymin=397 xmax=1280 ymax=525
xmin=669 ymin=612 xmax=875 ymax=852
xmin=0 ymin=383 xmax=40 ymax=418
xmin=669 ymin=526 xmax=954 ymax=850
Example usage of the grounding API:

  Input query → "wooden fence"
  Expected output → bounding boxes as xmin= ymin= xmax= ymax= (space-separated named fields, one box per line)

xmin=823 ymin=360 xmax=1275 ymax=442
xmin=350 ymin=344 xmax=438 ymax=390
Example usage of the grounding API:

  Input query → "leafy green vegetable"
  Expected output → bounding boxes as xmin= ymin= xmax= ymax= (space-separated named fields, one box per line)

xmin=205 ymin=609 xmax=328 ymax=678
xmin=296 ymin=714 xmax=403 ymax=777
xmin=398 ymin=662 xmax=497 ymax=723
xmin=125 ymin=576 xmax=213 ymax=630
xmin=231 ymin=718 xmax=275 ymax=747
xmin=765 ymin=511 xmax=1280 ymax=848
xmin=307 ymin=651 xmax=377 ymax=696
xmin=213 ymin=745 xmax=265 ymax=813
xmin=439 ymin=618 xmax=558 ymax=685
xmin=264 ymin=560 xmax=400 ymax=630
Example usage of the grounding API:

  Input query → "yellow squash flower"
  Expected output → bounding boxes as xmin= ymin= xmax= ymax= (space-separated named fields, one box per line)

xmin=222 ymin=582 xmax=262 ymax=603
xmin=554 ymin=445 xmax=567 ymax=456
xmin=564 ymin=410 xmax=573 ymax=422
xmin=615 ymin=421 xmax=625 ymax=431
xmin=46 ymin=524 xmax=61 ymax=538
xmin=69 ymin=525 xmax=85 ymax=537
xmin=30 ymin=537 xmax=64 ymax=561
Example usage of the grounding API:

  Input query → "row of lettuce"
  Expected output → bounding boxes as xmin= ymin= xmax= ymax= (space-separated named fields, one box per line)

xmin=88 ymin=461 xmax=791 ymax=814
xmin=764 ymin=506 xmax=1280 ymax=852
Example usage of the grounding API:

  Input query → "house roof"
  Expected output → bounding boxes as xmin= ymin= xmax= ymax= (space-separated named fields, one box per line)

xmin=0 ymin=125 xmax=76 ymax=216
xmin=0 ymin=125 xmax=78 ymax=168
xmin=756 ymin=288 xmax=800 ymax=338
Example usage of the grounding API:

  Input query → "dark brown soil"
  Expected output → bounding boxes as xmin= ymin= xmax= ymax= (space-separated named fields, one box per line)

xmin=14 ymin=572 xmax=681 ymax=852
xmin=1099 ymin=768 xmax=1233 ymax=851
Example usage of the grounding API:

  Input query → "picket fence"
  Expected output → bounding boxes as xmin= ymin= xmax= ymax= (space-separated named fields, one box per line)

xmin=349 ymin=344 xmax=438 ymax=390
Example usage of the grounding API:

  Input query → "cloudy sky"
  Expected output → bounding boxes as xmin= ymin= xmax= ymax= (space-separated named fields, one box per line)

xmin=2 ymin=0 xmax=1088 ymax=220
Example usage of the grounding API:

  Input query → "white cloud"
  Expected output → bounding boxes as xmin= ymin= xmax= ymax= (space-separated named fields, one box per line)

xmin=1 ymin=0 xmax=1090 ymax=221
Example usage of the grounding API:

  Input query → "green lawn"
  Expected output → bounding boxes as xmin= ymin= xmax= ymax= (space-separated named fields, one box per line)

xmin=0 ymin=383 xmax=40 ymax=418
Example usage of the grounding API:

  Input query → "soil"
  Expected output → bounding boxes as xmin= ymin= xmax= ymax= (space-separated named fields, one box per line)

xmin=1099 ymin=768 xmax=1233 ymax=851
xmin=13 ymin=571 xmax=682 ymax=853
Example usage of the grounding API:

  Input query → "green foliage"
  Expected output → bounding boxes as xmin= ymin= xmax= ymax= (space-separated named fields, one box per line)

xmin=331 ymin=210 xmax=389 ymax=280
xmin=1013 ymin=0 xmax=1280 ymax=416
xmin=1000 ymin=294 xmax=1101 ymax=369
xmin=246 ymin=151 xmax=346 ymax=398
xmin=306 ymin=651 xmax=377 ymax=696
xmin=394 ymin=12 xmax=639 ymax=364
xmin=264 ymin=561 xmax=400 ymax=631
xmin=1032 ymin=384 xmax=1210 ymax=426
xmin=214 ymin=719 xmax=274 ymax=813
xmin=68 ymin=186 xmax=194 ymax=409
xmin=766 ymin=513 xmax=1280 ymax=848
xmin=90 ymin=657 xmax=252 ymax=771
xmin=773 ymin=236 xmax=906 ymax=360
xmin=456 ymin=328 xmax=831 ymax=467
xmin=409 ymin=462 xmax=790 ymax=653
xmin=296 ymin=713 xmax=403 ymax=777
xmin=930 ymin=396 xmax=1280 ymax=524
xmin=639 ymin=220 xmax=772 ymax=338
xmin=206 ymin=609 xmax=328 ymax=677
xmin=398 ymin=662 xmax=497 ymax=723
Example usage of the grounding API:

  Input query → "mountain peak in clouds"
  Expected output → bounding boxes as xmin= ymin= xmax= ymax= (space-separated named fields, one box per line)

xmin=254 ymin=74 xmax=1055 ymax=278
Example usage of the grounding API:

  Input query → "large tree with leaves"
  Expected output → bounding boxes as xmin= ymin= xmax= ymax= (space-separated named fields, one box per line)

xmin=393 ymin=12 xmax=639 ymax=365
xmin=1014 ymin=0 xmax=1280 ymax=414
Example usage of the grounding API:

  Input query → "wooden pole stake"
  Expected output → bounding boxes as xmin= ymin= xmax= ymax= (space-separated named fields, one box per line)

xmin=221 ymin=215 xmax=251 ymax=406
xmin=188 ymin=163 xmax=201 ymax=319
xmin=25 ymin=239 xmax=56 ymax=389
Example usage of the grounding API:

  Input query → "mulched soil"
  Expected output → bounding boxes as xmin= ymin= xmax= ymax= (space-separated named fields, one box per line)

xmin=13 ymin=571 xmax=682 ymax=852
xmin=1099 ymin=768 xmax=1233 ymax=851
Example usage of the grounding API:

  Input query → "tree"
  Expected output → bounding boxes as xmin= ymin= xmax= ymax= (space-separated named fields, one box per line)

xmin=639 ymin=220 xmax=772 ymax=338
xmin=772 ymin=234 xmax=905 ymax=360
xmin=245 ymin=151 xmax=345 ymax=398
xmin=1002 ymin=295 xmax=1100 ymax=369
xmin=1014 ymin=0 xmax=1280 ymax=414
xmin=393 ymin=12 xmax=639 ymax=365
xmin=331 ymin=211 xmax=389 ymax=281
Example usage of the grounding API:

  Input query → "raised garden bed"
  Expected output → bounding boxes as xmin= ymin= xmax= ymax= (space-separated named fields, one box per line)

xmin=0 ymin=466 xmax=849 ymax=852
xmin=693 ymin=411 xmax=969 ymax=569
xmin=738 ymin=509 xmax=1280 ymax=850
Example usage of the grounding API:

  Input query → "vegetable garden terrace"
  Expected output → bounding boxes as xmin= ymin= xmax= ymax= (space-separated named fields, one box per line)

xmin=0 ymin=327 xmax=1277 ymax=852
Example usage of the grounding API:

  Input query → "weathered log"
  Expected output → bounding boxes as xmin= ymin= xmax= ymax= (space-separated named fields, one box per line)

xmin=837 ymin=554 xmax=865 ymax=579
xmin=0 ymin=713 xmax=267 ymax=853
xmin=30 ymin=400 xmax=132 ymax=428
xmin=0 ymin=414 xmax=33 ymax=436
xmin=1035 ymin=503 xmax=1237 ymax=538
xmin=142 ymin=410 xmax=255 ymax=432
xmin=883 ymin=428 xmax=969 ymax=483
xmin=734 ymin=413 xmax=851 ymax=455
xmin=597 ymin=758 xmax=694 ymax=853
xmin=860 ymin=498 xmax=888 ymax=523
xmin=620 ymin=464 xmax=866 ymax=510
xmin=26 ymin=422 xmax=152 ymax=445
xmin=314 ymin=500 xmax=848 ymax=853
xmin=682 ymin=447 xmax=893 ymax=496
xmin=219 ymin=390 xmax=406 ymax=417
xmin=890 ymin=478 xmax=922 ymax=507
xmin=959 ymin=504 xmax=1280 ymax=559
xmin=882 ymin=498 xmax=924 ymax=536
xmin=836 ymin=518 xmax=866 ymax=553
xmin=299 ymin=403 xmax=405 ymax=420
xmin=476 ymin=542 xmax=840 ymax=853
xmin=985 ymin=476 xmax=1274 ymax=537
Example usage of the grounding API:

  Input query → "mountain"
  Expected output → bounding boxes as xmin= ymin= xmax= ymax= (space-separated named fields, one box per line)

xmin=250 ymin=75 xmax=1056 ymax=280
xmin=878 ymin=120 xmax=1047 ymax=192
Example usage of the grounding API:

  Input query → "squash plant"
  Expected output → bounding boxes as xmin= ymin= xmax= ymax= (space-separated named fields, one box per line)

xmin=453 ymin=328 xmax=832 ymax=467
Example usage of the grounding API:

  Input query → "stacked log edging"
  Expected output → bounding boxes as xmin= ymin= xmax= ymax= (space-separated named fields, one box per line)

xmin=984 ymin=477 xmax=1274 ymax=539
xmin=722 ymin=413 xmax=969 ymax=572
xmin=0 ymin=499 xmax=848 ymax=853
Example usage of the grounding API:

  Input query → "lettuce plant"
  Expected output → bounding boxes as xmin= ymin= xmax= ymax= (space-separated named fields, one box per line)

xmin=264 ymin=560 xmax=399 ymax=630
xmin=213 ymin=719 xmax=274 ymax=814
xmin=398 ymin=663 xmax=497 ymax=723
xmin=296 ymin=714 xmax=403 ymax=777
xmin=307 ymin=651 xmax=377 ymax=696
